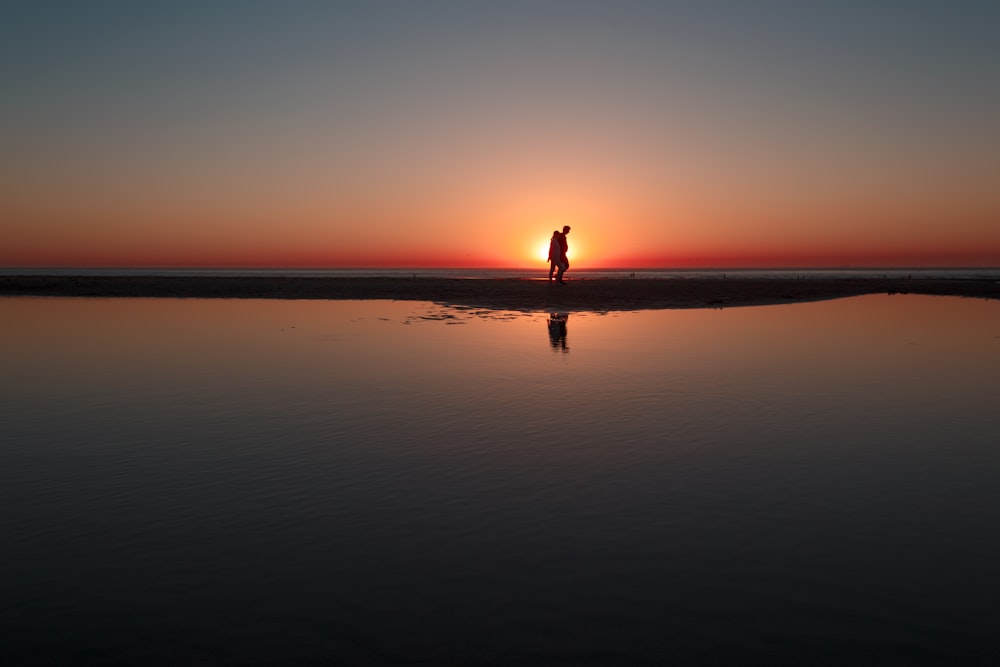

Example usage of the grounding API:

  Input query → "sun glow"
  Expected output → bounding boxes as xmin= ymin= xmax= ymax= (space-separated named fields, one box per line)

xmin=534 ymin=236 xmax=578 ymax=265
xmin=537 ymin=239 xmax=553 ymax=262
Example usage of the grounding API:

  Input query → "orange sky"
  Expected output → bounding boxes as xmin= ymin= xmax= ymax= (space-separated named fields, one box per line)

xmin=3 ymin=3 xmax=999 ymax=269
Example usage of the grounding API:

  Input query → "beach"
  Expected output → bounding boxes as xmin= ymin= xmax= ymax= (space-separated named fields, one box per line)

xmin=2 ymin=274 xmax=999 ymax=311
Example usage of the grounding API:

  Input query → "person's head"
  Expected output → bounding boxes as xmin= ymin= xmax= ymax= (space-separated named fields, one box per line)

xmin=562 ymin=225 xmax=571 ymax=235
xmin=552 ymin=230 xmax=560 ymax=238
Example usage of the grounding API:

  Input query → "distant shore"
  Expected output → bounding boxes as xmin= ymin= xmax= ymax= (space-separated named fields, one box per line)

xmin=2 ymin=274 xmax=999 ymax=311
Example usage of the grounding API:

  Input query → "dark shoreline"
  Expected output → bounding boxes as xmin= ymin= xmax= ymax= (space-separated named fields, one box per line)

xmin=2 ymin=274 xmax=999 ymax=312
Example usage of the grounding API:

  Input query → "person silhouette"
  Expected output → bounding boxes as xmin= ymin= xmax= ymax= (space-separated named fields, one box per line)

xmin=547 ymin=230 xmax=561 ymax=281
xmin=555 ymin=225 xmax=571 ymax=284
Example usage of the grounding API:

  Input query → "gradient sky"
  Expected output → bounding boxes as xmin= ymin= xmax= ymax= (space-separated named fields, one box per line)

xmin=3 ymin=1 xmax=999 ymax=268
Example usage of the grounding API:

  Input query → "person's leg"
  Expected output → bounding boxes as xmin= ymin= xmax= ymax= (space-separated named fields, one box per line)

xmin=549 ymin=261 xmax=556 ymax=280
xmin=557 ymin=260 xmax=567 ymax=283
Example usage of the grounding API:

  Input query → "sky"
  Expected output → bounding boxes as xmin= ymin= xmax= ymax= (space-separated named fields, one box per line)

xmin=3 ymin=0 xmax=999 ymax=269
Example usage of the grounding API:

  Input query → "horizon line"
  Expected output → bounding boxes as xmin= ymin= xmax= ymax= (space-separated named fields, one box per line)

xmin=3 ymin=265 xmax=999 ymax=273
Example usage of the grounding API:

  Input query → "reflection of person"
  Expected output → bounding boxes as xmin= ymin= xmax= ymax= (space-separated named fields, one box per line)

xmin=547 ymin=312 xmax=569 ymax=351
xmin=555 ymin=225 xmax=571 ymax=284
xmin=547 ymin=230 xmax=561 ymax=281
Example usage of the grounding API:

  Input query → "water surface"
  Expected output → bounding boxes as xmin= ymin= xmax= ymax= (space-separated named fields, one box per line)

xmin=2 ymin=295 xmax=999 ymax=664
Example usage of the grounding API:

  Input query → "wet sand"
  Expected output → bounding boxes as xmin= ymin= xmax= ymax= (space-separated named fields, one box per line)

xmin=2 ymin=274 xmax=999 ymax=311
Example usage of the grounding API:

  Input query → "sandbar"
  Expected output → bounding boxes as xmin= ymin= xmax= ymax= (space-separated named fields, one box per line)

xmin=2 ymin=274 xmax=999 ymax=312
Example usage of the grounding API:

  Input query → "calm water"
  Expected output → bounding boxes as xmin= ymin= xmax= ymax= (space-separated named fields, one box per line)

xmin=3 ymin=295 xmax=1000 ymax=664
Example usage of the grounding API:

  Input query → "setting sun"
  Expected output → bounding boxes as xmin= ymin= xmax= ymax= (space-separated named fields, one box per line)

xmin=534 ymin=235 xmax=578 ymax=265
xmin=537 ymin=239 xmax=552 ymax=262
